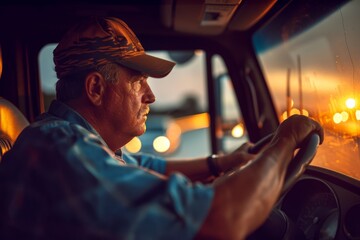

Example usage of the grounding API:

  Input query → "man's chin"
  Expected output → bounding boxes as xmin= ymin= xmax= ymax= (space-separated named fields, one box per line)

xmin=136 ymin=126 xmax=146 ymax=136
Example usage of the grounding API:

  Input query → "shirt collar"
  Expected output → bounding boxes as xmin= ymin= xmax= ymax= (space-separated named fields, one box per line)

xmin=40 ymin=100 xmax=126 ymax=164
xmin=46 ymin=100 xmax=107 ymax=145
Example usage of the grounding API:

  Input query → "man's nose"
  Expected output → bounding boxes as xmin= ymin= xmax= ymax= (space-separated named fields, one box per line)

xmin=143 ymin=85 xmax=156 ymax=104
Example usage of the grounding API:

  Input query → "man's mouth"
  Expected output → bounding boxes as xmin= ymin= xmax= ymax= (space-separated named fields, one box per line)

xmin=141 ymin=108 xmax=150 ymax=118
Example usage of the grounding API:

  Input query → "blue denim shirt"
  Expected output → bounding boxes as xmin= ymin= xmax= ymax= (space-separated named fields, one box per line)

xmin=0 ymin=100 xmax=214 ymax=240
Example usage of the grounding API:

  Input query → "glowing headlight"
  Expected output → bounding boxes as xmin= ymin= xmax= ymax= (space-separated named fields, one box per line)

xmin=153 ymin=136 xmax=171 ymax=153
xmin=125 ymin=137 xmax=142 ymax=153
xmin=231 ymin=124 xmax=244 ymax=138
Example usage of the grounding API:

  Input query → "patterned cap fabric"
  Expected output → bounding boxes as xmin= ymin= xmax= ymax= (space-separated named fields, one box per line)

xmin=53 ymin=17 xmax=175 ymax=79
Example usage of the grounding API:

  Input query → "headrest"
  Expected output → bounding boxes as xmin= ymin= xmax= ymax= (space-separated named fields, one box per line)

xmin=0 ymin=98 xmax=29 ymax=160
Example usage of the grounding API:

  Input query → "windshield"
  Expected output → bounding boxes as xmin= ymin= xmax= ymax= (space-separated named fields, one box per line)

xmin=253 ymin=0 xmax=360 ymax=181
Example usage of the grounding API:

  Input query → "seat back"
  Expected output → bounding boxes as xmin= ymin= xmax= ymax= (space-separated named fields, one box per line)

xmin=0 ymin=44 xmax=30 ymax=161
xmin=0 ymin=98 xmax=29 ymax=161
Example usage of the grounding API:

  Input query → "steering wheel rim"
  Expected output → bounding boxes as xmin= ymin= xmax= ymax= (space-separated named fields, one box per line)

xmin=282 ymin=133 xmax=320 ymax=193
xmin=246 ymin=133 xmax=320 ymax=240
xmin=248 ymin=133 xmax=320 ymax=195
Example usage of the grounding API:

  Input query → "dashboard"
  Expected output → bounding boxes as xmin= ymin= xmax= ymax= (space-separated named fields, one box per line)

xmin=279 ymin=166 xmax=360 ymax=240
xmin=248 ymin=166 xmax=360 ymax=240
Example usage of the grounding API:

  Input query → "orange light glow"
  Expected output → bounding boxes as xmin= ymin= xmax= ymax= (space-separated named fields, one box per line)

xmin=174 ymin=113 xmax=209 ymax=132
xmin=281 ymin=107 xmax=309 ymax=120
xmin=165 ymin=122 xmax=182 ymax=153
xmin=125 ymin=137 xmax=142 ymax=153
xmin=231 ymin=124 xmax=244 ymax=138
xmin=0 ymin=99 xmax=29 ymax=142
xmin=153 ymin=136 xmax=170 ymax=153
xmin=301 ymin=109 xmax=309 ymax=116
xmin=341 ymin=111 xmax=349 ymax=122
xmin=356 ymin=110 xmax=360 ymax=120
xmin=333 ymin=113 xmax=342 ymax=124
xmin=346 ymin=98 xmax=356 ymax=109
xmin=290 ymin=108 xmax=300 ymax=115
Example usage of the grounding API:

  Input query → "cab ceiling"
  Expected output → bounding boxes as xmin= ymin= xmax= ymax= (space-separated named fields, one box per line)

xmin=165 ymin=0 xmax=278 ymax=35
xmin=0 ymin=0 xmax=278 ymax=39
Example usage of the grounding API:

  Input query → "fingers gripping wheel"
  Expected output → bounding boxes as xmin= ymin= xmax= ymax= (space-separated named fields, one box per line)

xmin=282 ymin=134 xmax=320 ymax=194
xmin=248 ymin=134 xmax=274 ymax=155
xmin=248 ymin=133 xmax=320 ymax=195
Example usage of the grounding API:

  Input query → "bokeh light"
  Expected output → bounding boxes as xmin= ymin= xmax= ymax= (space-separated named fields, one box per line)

xmin=346 ymin=98 xmax=356 ymax=109
xmin=231 ymin=124 xmax=244 ymax=138
xmin=341 ymin=111 xmax=349 ymax=122
xmin=356 ymin=110 xmax=360 ymax=120
xmin=125 ymin=137 xmax=142 ymax=153
xmin=153 ymin=136 xmax=171 ymax=153
xmin=333 ymin=113 xmax=342 ymax=124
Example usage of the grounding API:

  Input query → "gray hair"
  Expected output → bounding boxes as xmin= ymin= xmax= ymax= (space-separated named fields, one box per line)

xmin=56 ymin=62 xmax=122 ymax=101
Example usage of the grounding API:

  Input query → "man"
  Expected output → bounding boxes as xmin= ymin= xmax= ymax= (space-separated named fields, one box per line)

xmin=0 ymin=17 xmax=323 ymax=239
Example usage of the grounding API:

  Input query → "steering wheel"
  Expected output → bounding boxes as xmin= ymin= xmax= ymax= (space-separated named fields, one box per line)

xmin=246 ymin=133 xmax=320 ymax=240
xmin=248 ymin=132 xmax=320 ymax=195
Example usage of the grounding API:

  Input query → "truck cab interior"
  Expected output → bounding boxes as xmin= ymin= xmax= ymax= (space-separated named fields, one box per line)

xmin=0 ymin=0 xmax=359 ymax=239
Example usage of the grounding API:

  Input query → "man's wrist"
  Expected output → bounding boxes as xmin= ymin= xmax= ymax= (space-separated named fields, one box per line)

xmin=207 ymin=154 xmax=222 ymax=177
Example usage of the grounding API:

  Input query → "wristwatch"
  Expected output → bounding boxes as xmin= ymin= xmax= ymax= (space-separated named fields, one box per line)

xmin=207 ymin=154 xmax=221 ymax=177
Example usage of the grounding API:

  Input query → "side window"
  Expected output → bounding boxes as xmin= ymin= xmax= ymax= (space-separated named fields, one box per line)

xmin=130 ymin=50 xmax=211 ymax=159
xmin=39 ymin=47 xmax=211 ymax=158
xmin=39 ymin=44 xmax=58 ymax=111
xmin=212 ymin=55 xmax=248 ymax=153
xmin=39 ymin=47 xmax=246 ymax=158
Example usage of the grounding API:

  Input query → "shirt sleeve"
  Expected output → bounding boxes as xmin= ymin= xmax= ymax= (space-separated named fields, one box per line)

xmin=0 ymin=122 xmax=214 ymax=240
xmin=123 ymin=152 xmax=167 ymax=174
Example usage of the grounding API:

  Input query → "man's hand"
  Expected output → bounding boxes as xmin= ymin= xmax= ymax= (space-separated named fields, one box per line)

xmin=216 ymin=142 xmax=256 ymax=174
xmin=217 ymin=114 xmax=324 ymax=175
xmin=196 ymin=115 xmax=324 ymax=240
xmin=272 ymin=114 xmax=324 ymax=149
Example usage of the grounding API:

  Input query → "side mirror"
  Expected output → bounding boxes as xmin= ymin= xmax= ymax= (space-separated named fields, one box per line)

xmin=167 ymin=51 xmax=195 ymax=65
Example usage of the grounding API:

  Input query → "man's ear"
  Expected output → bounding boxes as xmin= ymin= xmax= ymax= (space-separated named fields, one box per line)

xmin=84 ymin=72 xmax=106 ymax=106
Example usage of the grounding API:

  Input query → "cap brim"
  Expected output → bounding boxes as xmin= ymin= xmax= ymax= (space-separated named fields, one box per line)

xmin=118 ymin=54 xmax=176 ymax=78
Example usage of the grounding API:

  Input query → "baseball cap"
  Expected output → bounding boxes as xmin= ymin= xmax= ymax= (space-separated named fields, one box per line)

xmin=53 ymin=17 xmax=175 ymax=79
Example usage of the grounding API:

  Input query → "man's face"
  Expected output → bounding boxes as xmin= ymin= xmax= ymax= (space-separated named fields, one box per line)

xmin=102 ymin=66 xmax=155 ymax=141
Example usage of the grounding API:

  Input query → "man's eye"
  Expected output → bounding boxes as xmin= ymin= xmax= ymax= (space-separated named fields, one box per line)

xmin=132 ymin=80 xmax=142 ymax=92
xmin=131 ymin=75 xmax=148 ymax=92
